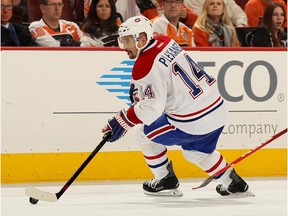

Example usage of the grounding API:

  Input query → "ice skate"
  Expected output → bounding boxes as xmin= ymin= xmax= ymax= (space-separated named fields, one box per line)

xmin=143 ymin=161 xmax=183 ymax=197
xmin=216 ymin=169 xmax=255 ymax=197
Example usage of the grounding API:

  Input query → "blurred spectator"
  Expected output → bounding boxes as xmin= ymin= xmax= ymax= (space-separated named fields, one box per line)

xmin=185 ymin=0 xmax=248 ymax=26
xmin=233 ymin=0 xmax=249 ymax=9
xmin=1 ymin=0 xmax=37 ymax=46
xmin=136 ymin=0 xmax=160 ymax=18
xmin=152 ymin=0 xmax=194 ymax=47
xmin=115 ymin=0 xmax=140 ymax=21
xmin=81 ymin=0 xmax=122 ymax=46
xmin=137 ymin=0 xmax=198 ymax=28
xmin=10 ymin=0 xmax=28 ymax=24
xmin=70 ymin=0 xmax=85 ymax=22
xmin=192 ymin=0 xmax=240 ymax=46
xmin=244 ymin=0 xmax=287 ymax=27
xmin=29 ymin=0 xmax=90 ymax=47
xmin=84 ymin=0 xmax=140 ymax=21
xmin=246 ymin=2 xmax=287 ymax=46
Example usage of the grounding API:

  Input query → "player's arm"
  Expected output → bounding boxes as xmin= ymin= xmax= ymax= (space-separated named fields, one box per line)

xmin=102 ymin=63 xmax=167 ymax=142
xmin=29 ymin=22 xmax=60 ymax=47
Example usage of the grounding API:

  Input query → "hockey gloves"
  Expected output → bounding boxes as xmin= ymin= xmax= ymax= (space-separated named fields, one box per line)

xmin=102 ymin=109 xmax=135 ymax=142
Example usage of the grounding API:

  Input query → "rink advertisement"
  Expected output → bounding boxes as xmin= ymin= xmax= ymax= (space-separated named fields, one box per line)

xmin=1 ymin=48 xmax=287 ymax=183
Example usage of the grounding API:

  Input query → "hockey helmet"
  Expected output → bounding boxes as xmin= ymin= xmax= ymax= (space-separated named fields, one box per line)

xmin=118 ymin=15 xmax=153 ymax=49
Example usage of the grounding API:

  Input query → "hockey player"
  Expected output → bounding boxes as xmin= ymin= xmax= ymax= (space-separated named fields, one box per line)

xmin=102 ymin=15 xmax=250 ymax=196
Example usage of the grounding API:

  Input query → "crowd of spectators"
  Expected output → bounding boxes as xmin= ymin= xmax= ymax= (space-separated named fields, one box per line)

xmin=1 ymin=0 xmax=287 ymax=47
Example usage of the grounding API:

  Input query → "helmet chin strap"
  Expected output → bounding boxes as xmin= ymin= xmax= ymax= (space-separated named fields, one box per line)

xmin=134 ymin=34 xmax=149 ymax=59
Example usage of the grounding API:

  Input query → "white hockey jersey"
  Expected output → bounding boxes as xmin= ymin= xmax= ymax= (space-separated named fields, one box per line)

xmin=29 ymin=19 xmax=91 ymax=47
xmin=126 ymin=35 xmax=227 ymax=134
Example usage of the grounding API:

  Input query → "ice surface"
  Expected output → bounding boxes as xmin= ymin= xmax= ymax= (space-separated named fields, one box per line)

xmin=1 ymin=177 xmax=287 ymax=216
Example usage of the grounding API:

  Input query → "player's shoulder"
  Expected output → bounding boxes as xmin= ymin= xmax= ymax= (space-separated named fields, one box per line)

xmin=132 ymin=36 xmax=172 ymax=81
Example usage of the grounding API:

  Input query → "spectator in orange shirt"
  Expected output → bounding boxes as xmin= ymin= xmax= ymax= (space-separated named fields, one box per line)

xmin=152 ymin=0 xmax=194 ymax=47
xmin=244 ymin=0 xmax=287 ymax=27
xmin=136 ymin=0 xmax=198 ymax=28
xmin=192 ymin=0 xmax=240 ymax=46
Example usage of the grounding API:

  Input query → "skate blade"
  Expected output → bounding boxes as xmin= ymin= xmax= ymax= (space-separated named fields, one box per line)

xmin=227 ymin=190 xmax=255 ymax=197
xmin=144 ymin=188 xmax=183 ymax=197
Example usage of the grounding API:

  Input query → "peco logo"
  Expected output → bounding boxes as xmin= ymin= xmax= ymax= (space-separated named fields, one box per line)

xmin=198 ymin=60 xmax=278 ymax=102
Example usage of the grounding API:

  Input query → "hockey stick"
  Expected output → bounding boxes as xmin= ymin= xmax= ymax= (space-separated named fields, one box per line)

xmin=192 ymin=128 xmax=287 ymax=190
xmin=25 ymin=133 xmax=111 ymax=203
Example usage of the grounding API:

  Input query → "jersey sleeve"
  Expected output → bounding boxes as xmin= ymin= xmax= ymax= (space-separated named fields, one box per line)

xmin=29 ymin=21 xmax=60 ymax=47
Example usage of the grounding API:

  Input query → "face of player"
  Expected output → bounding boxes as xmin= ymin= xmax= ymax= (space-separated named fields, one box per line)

xmin=119 ymin=34 xmax=147 ymax=59
xmin=1 ymin=0 xmax=13 ymax=25
xmin=163 ymin=0 xmax=183 ymax=21
xmin=119 ymin=35 xmax=138 ymax=59
xmin=41 ymin=0 xmax=64 ymax=21
xmin=271 ymin=6 xmax=285 ymax=31
xmin=96 ymin=0 xmax=111 ymax=21
xmin=206 ymin=0 xmax=224 ymax=22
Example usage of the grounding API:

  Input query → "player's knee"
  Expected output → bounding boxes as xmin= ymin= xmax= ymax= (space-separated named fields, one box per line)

xmin=182 ymin=150 xmax=210 ymax=164
xmin=183 ymin=150 xmax=226 ymax=172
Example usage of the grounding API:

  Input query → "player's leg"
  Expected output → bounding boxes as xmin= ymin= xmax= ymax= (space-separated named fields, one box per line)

xmin=182 ymin=150 xmax=250 ymax=195
xmin=135 ymin=120 xmax=182 ymax=196
xmin=181 ymin=127 xmax=252 ymax=196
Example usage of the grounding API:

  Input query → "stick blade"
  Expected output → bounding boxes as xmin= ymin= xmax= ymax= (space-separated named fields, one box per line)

xmin=192 ymin=176 xmax=214 ymax=190
xmin=25 ymin=187 xmax=58 ymax=202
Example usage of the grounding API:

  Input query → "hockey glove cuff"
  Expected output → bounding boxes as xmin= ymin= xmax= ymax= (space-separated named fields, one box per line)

xmin=102 ymin=109 xmax=135 ymax=142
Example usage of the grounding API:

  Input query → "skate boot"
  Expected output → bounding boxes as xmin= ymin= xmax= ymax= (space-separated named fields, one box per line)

xmin=216 ymin=169 xmax=254 ymax=196
xmin=143 ymin=161 xmax=183 ymax=197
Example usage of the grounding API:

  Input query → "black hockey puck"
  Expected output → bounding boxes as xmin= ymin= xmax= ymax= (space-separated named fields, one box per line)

xmin=29 ymin=197 xmax=39 ymax=205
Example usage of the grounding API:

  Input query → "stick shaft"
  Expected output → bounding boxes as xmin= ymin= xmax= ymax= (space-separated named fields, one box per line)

xmin=56 ymin=133 xmax=111 ymax=199
xmin=193 ymin=128 xmax=287 ymax=189
xmin=214 ymin=128 xmax=287 ymax=176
